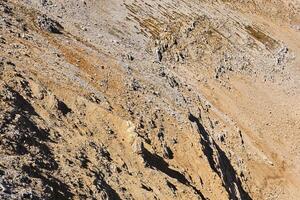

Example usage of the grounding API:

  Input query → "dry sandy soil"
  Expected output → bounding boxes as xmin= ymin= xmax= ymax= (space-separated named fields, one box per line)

xmin=0 ymin=0 xmax=300 ymax=199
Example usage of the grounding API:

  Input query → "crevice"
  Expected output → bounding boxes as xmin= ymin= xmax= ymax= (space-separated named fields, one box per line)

xmin=189 ymin=113 xmax=252 ymax=200
xmin=142 ymin=147 xmax=206 ymax=199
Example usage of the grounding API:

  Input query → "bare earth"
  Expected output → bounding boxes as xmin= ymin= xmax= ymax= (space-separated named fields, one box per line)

xmin=0 ymin=0 xmax=300 ymax=199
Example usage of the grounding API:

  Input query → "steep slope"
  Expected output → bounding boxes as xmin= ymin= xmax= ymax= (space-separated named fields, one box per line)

xmin=0 ymin=0 xmax=300 ymax=199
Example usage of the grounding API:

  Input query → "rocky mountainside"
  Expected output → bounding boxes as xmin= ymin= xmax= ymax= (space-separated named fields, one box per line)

xmin=1 ymin=0 xmax=300 ymax=199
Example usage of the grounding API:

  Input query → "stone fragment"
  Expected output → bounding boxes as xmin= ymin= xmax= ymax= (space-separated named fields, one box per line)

xmin=132 ymin=137 xmax=144 ymax=155
xmin=40 ymin=0 xmax=52 ymax=6
xmin=156 ymin=48 xmax=163 ymax=62
xmin=37 ymin=15 xmax=63 ymax=34
xmin=127 ymin=54 xmax=134 ymax=61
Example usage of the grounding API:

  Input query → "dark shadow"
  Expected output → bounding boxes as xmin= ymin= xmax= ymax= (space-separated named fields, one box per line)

xmin=1 ymin=88 xmax=58 ymax=170
xmin=1 ymin=87 xmax=71 ymax=198
xmin=57 ymin=100 xmax=71 ymax=115
xmin=10 ymin=86 xmax=38 ymax=115
xmin=22 ymin=165 xmax=73 ymax=200
xmin=189 ymin=113 xmax=252 ymax=200
xmin=141 ymin=183 xmax=153 ymax=192
xmin=93 ymin=173 xmax=121 ymax=200
xmin=166 ymin=180 xmax=177 ymax=192
xmin=142 ymin=148 xmax=206 ymax=199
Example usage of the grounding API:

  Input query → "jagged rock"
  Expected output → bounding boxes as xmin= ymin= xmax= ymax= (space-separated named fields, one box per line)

xmin=40 ymin=0 xmax=52 ymax=6
xmin=217 ymin=132 xmax=226 ymax=143
xmin=163 ymin=145 xmax=173 ymax=159
xmin=76 ymin=151 xmax=89 ymax=168
xmin=37 ymin=15 xmax=63 ymax=34
xmin=157 ymin=128 xmax=164 ymax=142
xmin=167 ymin=76 xmax=179 ymax=88
xmin=0 ymin=36 xmax=5 ymax=44
xmin=131 ymin=79 xmax=141 ymax=91
xmin=277 ymin=46 xmax=288 ymax=65
xmin=156 ymin=48 xmax=163 ymax=62
xmin=2 ymin=4 xmax=12 ymax=15
xmin=132 ymin=138 xmax=144 ymax=155
xmin=127 ymin=54 xmax=134 ymax=61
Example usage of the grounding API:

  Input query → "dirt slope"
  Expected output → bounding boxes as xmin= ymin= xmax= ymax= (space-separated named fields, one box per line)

xmin=0 ymin=0 xmax=300 ymax=199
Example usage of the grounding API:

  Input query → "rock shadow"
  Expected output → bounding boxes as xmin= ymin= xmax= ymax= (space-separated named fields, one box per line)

xmin=142 ymin=147 xmax=206 ymax=199
xmin=189 ymin=113 xmax=252 ymax=200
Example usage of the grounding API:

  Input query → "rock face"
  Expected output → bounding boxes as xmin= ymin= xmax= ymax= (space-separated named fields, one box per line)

xmin=1 ymin=0 xmax=300 ymax=200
